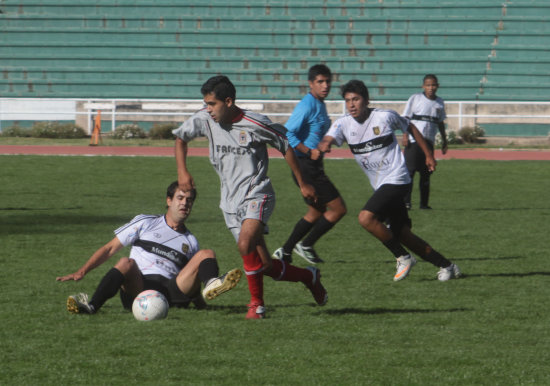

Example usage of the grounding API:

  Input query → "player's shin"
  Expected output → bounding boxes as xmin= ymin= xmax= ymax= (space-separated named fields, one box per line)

xmin=197 ymin=258 xmax=219 ymax=286
xmin=265 ymin=259 xmax=311 ymax=284
xmin=90 ymin=267 xmax=125 ymax=312
xmin=242 ymin=251 xmax=264 ymax=305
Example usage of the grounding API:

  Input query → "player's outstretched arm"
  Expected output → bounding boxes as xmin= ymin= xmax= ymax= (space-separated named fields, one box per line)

xmin=175 ymin=137 xmax=195 ymax=191
xmin=409 ymin=123 xmax=436 ymax=172
xmin=283 ymin=149 xmax=317 ymax=202
xmin=318 ymin=135 xmax=335 ymax=153
xmin=56 ymin=237 xmax=124 ymax=282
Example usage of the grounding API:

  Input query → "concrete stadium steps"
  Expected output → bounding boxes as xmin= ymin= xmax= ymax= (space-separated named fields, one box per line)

xmin=0 ymin=0 xmax=548 ymax=100
xmin=1 ymin=1 xmax=510 ymax=18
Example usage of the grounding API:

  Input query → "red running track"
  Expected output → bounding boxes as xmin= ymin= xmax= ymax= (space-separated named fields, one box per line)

xmin=1 ymin=145 xmax=550 ymax=160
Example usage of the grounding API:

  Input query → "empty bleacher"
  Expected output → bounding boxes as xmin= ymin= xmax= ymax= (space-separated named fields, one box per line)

xmin=0 ymin=1 xmax=549 ymax=101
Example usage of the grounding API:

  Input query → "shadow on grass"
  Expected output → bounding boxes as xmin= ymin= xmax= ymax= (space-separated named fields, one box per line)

xmin=0 ymin=207 xmax=83 ymax=211
xmin=1 ymin=212 xmax=132 ymax=234
xmin=425 ymin=207 xmax=550 ymax=212
xmin=382 ymin=256 xmax=525 ymax=265
xmin=465 ymin=272 xmax=550 ymax=278
xmin=322 ymin=307 xmax=470 ymax=316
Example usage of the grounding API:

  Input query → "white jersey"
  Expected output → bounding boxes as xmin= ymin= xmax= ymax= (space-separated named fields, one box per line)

xmin=327 ymin=108 xmax=411 ymax=191
xmin=402 ymin=92 xmax=446 ymax=144
xmin=173 ymin=108 xmax=289 ymax=213
xmin=115 ymin=214 xmax=199 ymax=279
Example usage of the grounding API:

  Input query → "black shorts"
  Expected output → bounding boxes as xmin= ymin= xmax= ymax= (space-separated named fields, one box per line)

xmin=292 ymin=156 xmax=341 ymax=210
xmin=404 ymin=140 xmax=434 ymax=174
xmin=363 ymin=184 xmax=412 ymax=237
xmin=119 ymin=274 xmax=196 ymax=310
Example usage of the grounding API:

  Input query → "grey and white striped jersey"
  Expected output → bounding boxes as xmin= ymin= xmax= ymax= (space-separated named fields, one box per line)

xmin=173 ymin=108 xmax=289 ymax=213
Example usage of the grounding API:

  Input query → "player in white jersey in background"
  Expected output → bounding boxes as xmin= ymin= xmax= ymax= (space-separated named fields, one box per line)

xmin=56 ymin=182 xmax=242 ymax=314
xmin=173 ymin=75 xmax=328 ymax=319
xmin=402 ymin=74 xmax=448 ymax=209
xmin=319 ymin=80 xmax=461 ymax=281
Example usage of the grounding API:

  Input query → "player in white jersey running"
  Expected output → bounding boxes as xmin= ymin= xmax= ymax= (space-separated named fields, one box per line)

xmin=56 ymin=182 xmax=242 ymax=314
xmin=319 ymin=79 xmax=461 ymax=282
xmin=402 ymin=74 xmax=448 ymax=209
xmin=173 ymin=75 xmax=328 ymax=319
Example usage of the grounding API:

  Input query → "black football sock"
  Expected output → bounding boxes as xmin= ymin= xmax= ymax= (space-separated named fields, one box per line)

xmin=420 ymin=179 xmax=430 ymax=207
xmin=90 ymin=268 xmax=125 ymax=312
xmin=422 ymin=250 xmax=452 ymax=268
xmin=302 ymin=216 xmax=335 ymax=247
xmin=283 ymin=218 xmax=315 ymax=253
xmin=198 ymin=258 xmax=219 ymax=286
xmin=383 ymin=237 xmax=409 ymax=258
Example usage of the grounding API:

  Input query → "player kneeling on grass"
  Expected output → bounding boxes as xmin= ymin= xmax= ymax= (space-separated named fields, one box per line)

xmin=318 ymin=80 xmax=461 ymax=282
xmin=56 ymin=182 xmax=242 ymax=314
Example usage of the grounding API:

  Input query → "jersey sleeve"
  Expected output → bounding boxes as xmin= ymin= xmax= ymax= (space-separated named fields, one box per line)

xmin=114 ymin=215 xmax=150 ymax=247
xmin=326 ymin=119 xmax=346 ymax=147
xmin=172 ymin=111 xmax=207 ymax=141
xmin=284 ymin=103 xmax=308 ymax=149
xmin=255 ymin=122 xmax=290 ymax=154
xmin=402 ymin=95 xmax=415 ymax=118
xmin=389 ymin=111 xmax=410 ymax=133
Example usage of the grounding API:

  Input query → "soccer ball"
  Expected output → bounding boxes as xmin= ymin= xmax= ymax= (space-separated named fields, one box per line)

xmin=132 ymin=290 xmax=169 ymax=321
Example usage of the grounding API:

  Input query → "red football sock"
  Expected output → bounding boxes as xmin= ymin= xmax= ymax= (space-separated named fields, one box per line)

xmin=265 ymin=259 xmax=312 ymax=284
xmin=242 ymin=251 xmax=264 ymax=305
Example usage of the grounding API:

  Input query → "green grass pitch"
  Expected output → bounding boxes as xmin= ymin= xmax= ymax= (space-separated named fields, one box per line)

xmin=1 ymin=155 xmax=549 ymax=385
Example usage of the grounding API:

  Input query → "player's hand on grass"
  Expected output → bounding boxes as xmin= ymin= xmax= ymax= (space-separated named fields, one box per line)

xmin=56 ymin=271 xmax=85 ymax=282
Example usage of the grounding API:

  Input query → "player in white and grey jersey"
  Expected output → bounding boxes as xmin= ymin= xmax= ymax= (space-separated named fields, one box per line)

xmin=173 ymin=75 xmax=328 ymax=319
xmin=173 ymin=106 xmax=287 ymax=216
xmin=319 ymin=79 xmax=461 ymax=282
xmin=402 ymin=74 xmax=449 ymax=209
xmin=57 ymin=182 xmax=243 ymax=314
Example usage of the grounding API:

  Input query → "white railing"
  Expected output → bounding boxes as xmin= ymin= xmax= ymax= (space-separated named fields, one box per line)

xmin=1 ymin=98 xmax=550 ymax=135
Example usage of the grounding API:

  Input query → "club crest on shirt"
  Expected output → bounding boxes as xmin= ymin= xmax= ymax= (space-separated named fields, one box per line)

xmin=239 ymin=131 xmax=248 ymax=145
xmin=181 ymin=244 xmax=189 ymax=254
xmin=373 ymin=126 xmax=380 ymax=135
xmin=249 ymin=201 xmax=258 ymax=211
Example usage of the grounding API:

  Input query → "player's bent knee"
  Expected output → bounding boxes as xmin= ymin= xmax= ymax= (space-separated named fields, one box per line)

xmin=358 ymin=211 xmax=374 ymax=229
xmin=193 ymin=249 xmax=216 ymax=261
xmin=114 ymin=257 xmax=135 ymax=274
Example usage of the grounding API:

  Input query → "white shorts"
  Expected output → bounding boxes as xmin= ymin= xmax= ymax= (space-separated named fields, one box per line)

xmin=222 ymin=194 xmax=275 ymax=241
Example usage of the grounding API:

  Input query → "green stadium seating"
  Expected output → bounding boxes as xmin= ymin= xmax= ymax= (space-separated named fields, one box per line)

xmin=0 ymin=1 xmax=548 ymax=102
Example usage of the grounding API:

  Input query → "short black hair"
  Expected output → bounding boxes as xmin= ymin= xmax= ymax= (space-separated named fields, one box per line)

xmin=166 ymin=181 xmax=197 ymax=201
xmin=201 ymin=75 xmax=236 ymax=101
xmin=423 ymin=74 xmax=439 ymax=84
xmin=340 ymin=79 xmax=369 ymax=101
xmin=308 ymin=64 xmax=332 ymax=81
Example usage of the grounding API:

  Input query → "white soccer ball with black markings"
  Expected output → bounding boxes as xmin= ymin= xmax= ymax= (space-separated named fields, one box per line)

xmin=132 ymin=290 xmax=169 ymax=321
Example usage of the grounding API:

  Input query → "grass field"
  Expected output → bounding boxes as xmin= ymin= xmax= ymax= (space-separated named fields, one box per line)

xmin=1 ymin=155 xmax=549 ymax=385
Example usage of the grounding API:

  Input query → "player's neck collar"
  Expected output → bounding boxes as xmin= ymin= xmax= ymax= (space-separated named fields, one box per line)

xmin=164 ymin=215 xmax=188 ymax=233
xmin=354 ymin=108 xmax=372 ymax=124
xmin=423 ymin=92 xmax=437 ymax=100
xmin=231 ymin=107 xmax=244 ymax=123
